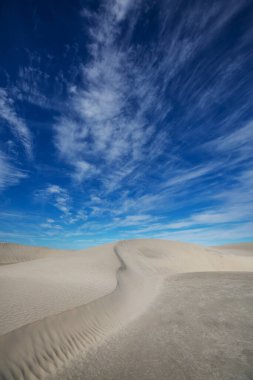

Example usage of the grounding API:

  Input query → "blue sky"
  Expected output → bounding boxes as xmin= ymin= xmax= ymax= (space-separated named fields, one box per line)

xmin=0 ymin=0 xmax=253 ymax=248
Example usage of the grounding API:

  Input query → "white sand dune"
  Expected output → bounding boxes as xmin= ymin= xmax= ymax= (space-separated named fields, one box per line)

xmin=213 ymin=242 xmax=253 ymax=256
xmin=0 ymin=243 xmax=119 ymax=334
xmin=0 ymin=239 xmax=253 ymax=380
xmin=0 ymin=243 xmax=58 ymax=265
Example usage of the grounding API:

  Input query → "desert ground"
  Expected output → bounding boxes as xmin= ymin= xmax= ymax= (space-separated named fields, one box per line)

xmin=0 ymin=239 xmax=253 ymax=380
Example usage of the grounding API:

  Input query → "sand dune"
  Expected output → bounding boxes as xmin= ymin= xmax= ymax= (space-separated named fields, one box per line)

xmin=0 ymin=239 xmax=253 ymax=380
xmin=0 ymin=243 xmax=119 ymax=334
xmin=214 ymin=242 xmax=253 ymax=256
xmin=0 ymin=243 xmax=58 ymax=265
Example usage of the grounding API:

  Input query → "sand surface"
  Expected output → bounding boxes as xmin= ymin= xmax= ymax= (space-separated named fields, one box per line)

xmin=0 ymin=239 xmax=253 ymax=379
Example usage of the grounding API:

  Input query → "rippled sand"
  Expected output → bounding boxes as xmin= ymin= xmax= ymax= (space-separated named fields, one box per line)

xmin=0 ymin=239 xmax=253 ymax=380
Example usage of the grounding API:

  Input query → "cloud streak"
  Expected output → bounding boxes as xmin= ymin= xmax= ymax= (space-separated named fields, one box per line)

xmin=0 ymin=151 xmax=27 ymax=191
xmin=0 ymin=88 xmax=33 ymax=159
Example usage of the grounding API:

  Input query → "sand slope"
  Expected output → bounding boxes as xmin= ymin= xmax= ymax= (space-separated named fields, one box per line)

xmin=0 ymin=243 xmax=58 ymax=265
xmin=0 ymin=239 xmax=253 ymax=380
xmin=0 ymin=243 xmax=119 ymax=334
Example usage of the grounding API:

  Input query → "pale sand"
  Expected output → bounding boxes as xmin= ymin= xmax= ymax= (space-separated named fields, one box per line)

xmin=0 ymin=243 xmax=60 ymax=265
xmin=0 ymin=239 xmax=253 ymax=380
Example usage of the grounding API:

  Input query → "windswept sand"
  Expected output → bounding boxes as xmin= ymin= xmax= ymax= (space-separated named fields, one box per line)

xmin=0 ymin=239 xmax=253 ymax=380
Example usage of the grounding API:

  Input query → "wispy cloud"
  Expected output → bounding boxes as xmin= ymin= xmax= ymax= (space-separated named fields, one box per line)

xmin=153 ymin=222 xmax=253 ymax=246
xmin=35 ymin=184 xmax=87 ymax=225
xmin=1 ymin=1 xmax=252 ymax=246
xmin=0 ymin=88 xmax=33 ymax=158
xmin=0 ymin=151 xmax=27 ymax=191
xmin=134 ymin=168 xmax=253 ymax=238
xmin=111 ymin=0 xmax=137 ymax=22
xmin=206 ymin=121 xmax=253 ymax=163
xmin=53 ymin=0 xmax=251 ymax=193
xmin=164 ymin=164 xmax=216 ymax=188
xmin=113 ymin=213 xmax=154 ymax=227
xmin=35 ymin=184 xmax=71 ymax=215
xmin=30 ymin=0 xmax=253 ymax=246
xmin=54 ymin=0 xmax=167 ymax=188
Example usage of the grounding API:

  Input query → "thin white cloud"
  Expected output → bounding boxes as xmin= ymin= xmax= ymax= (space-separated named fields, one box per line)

xmin=0 ymin=151 xmax=27 ymax=191
xmin=111 ymin=0 xmax=136 ymax=22
xmin=35 ymin=184 xmax=70 ymax=215
xmin=40 ymin=221 xmax=63 ymax=230
xmin=35 ymin=184 xmax=88 ymax=225
xmin=53 ymin=0 xmax=249 ymax=193
xmin=54 ymin=0 xmax=164 ymax=188
xmin=47 ymin=185 xmax=63 ymax=194
xmin=153 ymin=169 xmax=253 ymax=232
xmin=164 ymin=164 xmax=216 ymax=188
xmin=153 ymin=222 xmax=253 ymax=245
xmin=113 ymin=214 xmax=154 ymax=227
xmin=0 ymin=88 xmax=33 ymax=158
xmin=72 ymin=160 xmax=98 ymax=183
xmin=166 ymin=207 xmax=252 ymax=230
xmin=3 ymin=0 xmax=251 ymax=247
xmin=206 ymin=121 xmax=253 ymax=161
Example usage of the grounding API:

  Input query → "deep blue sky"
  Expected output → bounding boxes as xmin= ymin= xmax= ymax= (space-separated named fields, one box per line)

xmin=0 ymin=0 xmax=253 ymax=248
